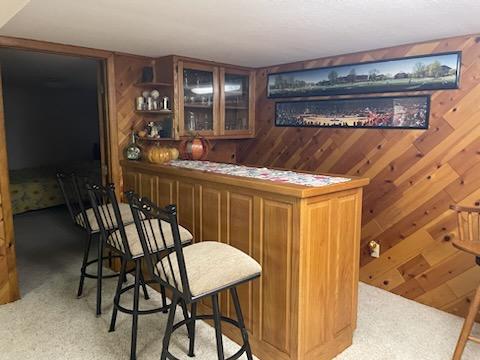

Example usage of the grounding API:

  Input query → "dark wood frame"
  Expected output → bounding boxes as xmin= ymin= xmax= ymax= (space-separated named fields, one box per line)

xmin=274 ymin=95 xmax=431 ymax=130
xmin=267 ymin=51 xmax=461 ymax=98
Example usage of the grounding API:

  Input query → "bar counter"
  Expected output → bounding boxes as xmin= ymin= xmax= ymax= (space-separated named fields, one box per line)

xmin=121 ymin=159 xmax=369 ymax=360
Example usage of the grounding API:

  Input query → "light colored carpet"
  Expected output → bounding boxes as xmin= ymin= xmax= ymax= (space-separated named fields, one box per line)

xmin=1 ymin=207 xmax=480 ymax=359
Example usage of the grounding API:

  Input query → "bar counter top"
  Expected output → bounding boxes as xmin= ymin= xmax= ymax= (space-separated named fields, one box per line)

xmin=120 ymin=159 xmax=369 ymax=199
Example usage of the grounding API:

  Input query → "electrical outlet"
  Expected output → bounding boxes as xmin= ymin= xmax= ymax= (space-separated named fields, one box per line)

xmin=369 ymin=240 xmax=380 ymax=258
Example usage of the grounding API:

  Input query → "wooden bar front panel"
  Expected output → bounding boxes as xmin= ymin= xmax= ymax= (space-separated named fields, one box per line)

xmin=122 ymin=162 xmax=366 ymax=360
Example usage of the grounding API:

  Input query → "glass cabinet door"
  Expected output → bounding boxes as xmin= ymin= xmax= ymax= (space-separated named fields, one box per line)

xmin=223 ymin=71 xmax=250 ymax=133
xmin=181 ymin=65 xmax=217 ymax=135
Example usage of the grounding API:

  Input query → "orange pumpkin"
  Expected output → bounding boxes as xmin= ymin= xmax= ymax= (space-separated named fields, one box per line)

xmin=179 ymin=137 xmax=210 ymax=160
xmin=146 ymin=146 xmax=171 ymax=164
xmin=168 ymin=147 xmax=179 ymax=160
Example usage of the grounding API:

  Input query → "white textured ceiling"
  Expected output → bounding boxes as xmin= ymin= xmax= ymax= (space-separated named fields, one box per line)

xmin=1 ymin=0 xmax=480 ymax=67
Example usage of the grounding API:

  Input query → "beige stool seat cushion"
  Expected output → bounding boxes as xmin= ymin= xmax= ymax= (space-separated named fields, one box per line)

xmin=76 ymin=203 xmax=134 ymax=232
xmin=156 ymin=241 xmax=261 ymax=298
xmin=108 ymin=220 xmax=193 ymax=258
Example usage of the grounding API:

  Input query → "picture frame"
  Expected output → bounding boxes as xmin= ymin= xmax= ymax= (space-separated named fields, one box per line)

xmin=267 ymin=52 xmax=461 ymax=98
xmin=275 ymin=95 xmax=430 ymax=129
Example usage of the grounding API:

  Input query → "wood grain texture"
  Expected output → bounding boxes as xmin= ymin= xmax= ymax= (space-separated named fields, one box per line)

xmin=238 ymin=34 xmax=480 ymax=320
xmin=0 ymin=67 xmax=19 ymax=304
xmin=122 ymin=161 xmax=366 ymax=360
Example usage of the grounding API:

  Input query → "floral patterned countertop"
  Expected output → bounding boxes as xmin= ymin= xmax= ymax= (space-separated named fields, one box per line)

xmin=167 ymin=160 xmax=350 ymax=188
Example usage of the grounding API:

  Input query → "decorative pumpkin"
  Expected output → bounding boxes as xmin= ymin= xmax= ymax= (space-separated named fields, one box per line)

xmin=168 ymin=147 xmax=179 ymax=160
xmin=179 ymin=136 xmax=210 ymax=160
xmin=146 ymin=146 xmax=171 ymax=164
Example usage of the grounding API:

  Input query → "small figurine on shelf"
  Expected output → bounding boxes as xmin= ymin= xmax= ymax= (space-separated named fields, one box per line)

xmin=147 ymin=121 xmax=160 ymax=138
xmin=124 ymin=131 xmax=142 ymax=160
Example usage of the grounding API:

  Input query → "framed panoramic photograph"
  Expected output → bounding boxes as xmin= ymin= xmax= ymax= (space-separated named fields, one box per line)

xmin=267 ymin=52 xmax=461 ymax=98
xmin=275 ymin=95 xmax=430 ymax=129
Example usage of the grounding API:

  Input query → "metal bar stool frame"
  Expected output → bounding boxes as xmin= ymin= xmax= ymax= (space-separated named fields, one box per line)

xmin=57 ymin=172 xmax=122 ymax=316
xmin=86 ymin=183 xmax=193 ymax=360
xmin=127 ymin=192 xmax=259 ymax=360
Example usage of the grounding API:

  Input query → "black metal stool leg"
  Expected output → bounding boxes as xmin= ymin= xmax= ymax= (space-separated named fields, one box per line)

xmin=188 ymin=302 xmax=197 ymax=357
xmin=130 ymin=259 xmax=141 ymax=360
xmin=212 ymin=294 xmax=225 ymax=360
xmin=77 ymin=233 xmax=92 ymax=298
xmin=160 ymin=285 xmax=168 ymax=313
xmin=161 ymin=293 xmax=180 ymax=360
xmin=138 ymin=266 xmax=150 ymax=300
xmin=231 ymin=287 xmax=253 ymax=360
xmin=180 ymin=299 xmax=193 ymax=340
xmin=96 ymin=234 xmax=104 ymax=317
xmin=109 ymin=257 xmax=127 ymax=332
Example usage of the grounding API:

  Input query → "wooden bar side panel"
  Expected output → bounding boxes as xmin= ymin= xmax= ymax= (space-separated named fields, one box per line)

xmin=299 ymin=189 xmax=362 ymax=360
xmin=261 ymin=199 xmax=293 ymax=356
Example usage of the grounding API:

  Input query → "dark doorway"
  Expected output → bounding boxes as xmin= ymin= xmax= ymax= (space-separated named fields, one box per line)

xmin=0 ymin=48 xmax=106 ymax=295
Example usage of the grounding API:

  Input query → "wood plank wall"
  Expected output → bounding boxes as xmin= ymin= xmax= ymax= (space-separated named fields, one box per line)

xmin=238 ymin=34 xmax=480 ymax=319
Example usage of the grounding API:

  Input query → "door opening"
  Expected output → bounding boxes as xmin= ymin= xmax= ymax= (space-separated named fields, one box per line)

xmin=0 ymin=48 xmax=110 ymax=296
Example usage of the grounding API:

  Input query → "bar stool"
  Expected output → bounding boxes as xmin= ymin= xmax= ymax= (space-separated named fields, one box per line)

xmin=56 ymin=173 xmax=132 ymax=316
xmin=86 ymin=183 xmax=193 ymax=360
xmin=451 ymin=205 xmax=480 ymax=359
xmin=126 ymin=192 xmax=262 ymax=360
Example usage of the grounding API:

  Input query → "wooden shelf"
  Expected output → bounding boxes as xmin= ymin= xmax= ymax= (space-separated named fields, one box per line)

xmin=184 ymin=103 xmax=213 ymax=109
xmin=135 ymin=109 xmax=172 ymax=115
xmin=134 ymin=82 xmax=173 ymax=87
xmin=225 ymin=105 xmax=248 ymax=110
xmin=137 ymin=137 xmax=175 ymax=142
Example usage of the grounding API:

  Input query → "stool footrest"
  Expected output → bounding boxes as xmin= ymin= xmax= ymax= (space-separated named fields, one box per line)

xmin=82 ymin=255 xmax=123 ymax=279
xmin=113 ymin=280 xmax=167 ymax=315
xmin=166 ymin=314 xmax=247 ymax=360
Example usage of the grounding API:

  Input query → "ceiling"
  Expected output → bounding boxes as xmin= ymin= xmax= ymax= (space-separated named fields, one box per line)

xmin=0 ymin=48 xmax=98 ymax=89
xmin=1 ymin=0 xmax=480 ymax=67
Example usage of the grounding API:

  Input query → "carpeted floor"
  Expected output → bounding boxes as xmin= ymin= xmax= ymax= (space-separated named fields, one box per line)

xmin=1 ymin=206 xmax=480 ymax=359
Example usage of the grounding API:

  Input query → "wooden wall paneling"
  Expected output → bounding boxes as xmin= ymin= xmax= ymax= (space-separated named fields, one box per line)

xmin=113 ymin=54 xmax=153 ymax=159
xmin=238 ymin=34 xmax=480 ymax=319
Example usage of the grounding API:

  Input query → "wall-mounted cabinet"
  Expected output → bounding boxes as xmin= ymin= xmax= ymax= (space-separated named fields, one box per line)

xmin=151 ymin=56 xmax=255 ymax=140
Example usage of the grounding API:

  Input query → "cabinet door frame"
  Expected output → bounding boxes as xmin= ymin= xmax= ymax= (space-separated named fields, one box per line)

xmin=178 ymin=61 xmax=219 ymax=137
xmin=219 ymin=67 xmax=255 ymax=137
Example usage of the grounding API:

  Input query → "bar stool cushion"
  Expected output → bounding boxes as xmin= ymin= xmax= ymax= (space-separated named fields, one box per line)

xmin=156 ymin=241 xmax=261 ymax=297
xmin=108 ymin=220 xmax=193 ymax=258
xmin=76 ymin=203 xmax=134 ymax=232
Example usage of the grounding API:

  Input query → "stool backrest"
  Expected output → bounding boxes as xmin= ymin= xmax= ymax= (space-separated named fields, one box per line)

xmin=86 ymin=183 xmax=131 ymax=258
xmin=126 ymin=191 xmax=192 ymax=300
xmin=451 ymin=205 xmax=480 ymax=243
xmin=57 ymin=172 xmax=91 ymax=231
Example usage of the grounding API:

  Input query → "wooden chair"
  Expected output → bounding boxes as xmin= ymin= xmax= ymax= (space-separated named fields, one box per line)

xmin=451 ymin=204 xmax=480 ymax=359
